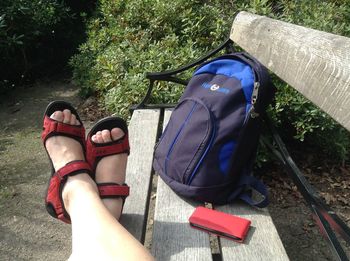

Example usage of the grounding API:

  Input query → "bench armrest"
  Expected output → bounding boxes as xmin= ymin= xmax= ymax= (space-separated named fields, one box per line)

xmin=132 ymin=38 xmax=234 ymax=111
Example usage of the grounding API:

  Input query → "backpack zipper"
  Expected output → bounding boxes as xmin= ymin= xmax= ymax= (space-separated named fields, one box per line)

xmin=164 ymin=101 xmax=197 ymax=176
xmin=186 ymin=114 xmax=216 ymax=185
xmin=250 ymin=81 xmax=260 ymax=118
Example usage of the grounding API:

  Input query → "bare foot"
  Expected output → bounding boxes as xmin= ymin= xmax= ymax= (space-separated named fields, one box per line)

xmin=91 ymin=128 xmax=128 ymax=219
xmin=45 ymin=109 xmax=96 ymax=212
xmin=45 ymin=109 xmax=84 ymax=171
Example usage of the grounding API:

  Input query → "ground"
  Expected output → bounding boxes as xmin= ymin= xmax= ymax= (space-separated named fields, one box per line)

xmin=263 ymin=161 xmax=350 ymax=260
xmin=0 ymin=79 xmax=349 ymax=260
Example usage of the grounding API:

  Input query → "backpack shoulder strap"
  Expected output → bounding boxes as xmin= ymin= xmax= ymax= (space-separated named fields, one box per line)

xmin=237 ymin=174 xmax=269 ymax=208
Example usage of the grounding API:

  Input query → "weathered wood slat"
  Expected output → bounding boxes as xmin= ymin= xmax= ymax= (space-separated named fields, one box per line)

xmin=216 ymin=203 xmax=289 ymax=260
xmin=120 ymin=109 xmax=160 ymax=242
xmin=231 ymin=11 xmax=350 ymax=132
xmin=151 ymin=109 xmax=212 ymax=261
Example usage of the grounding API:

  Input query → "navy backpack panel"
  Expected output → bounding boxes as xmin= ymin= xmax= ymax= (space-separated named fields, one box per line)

xmin=153 ymin=53 xmax=274 ymax=207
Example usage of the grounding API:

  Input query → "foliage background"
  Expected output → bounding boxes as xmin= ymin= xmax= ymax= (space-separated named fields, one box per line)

xmin=2 ymin=0 xmax=349 ymax=162
xmin=70 ymin=0 xmax=350 ymax=162
xmin=0 ymin=0 xmax=95 ymax=93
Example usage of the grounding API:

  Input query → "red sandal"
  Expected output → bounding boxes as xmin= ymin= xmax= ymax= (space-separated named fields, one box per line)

xmin=86 ymin=117 xmax=130 ymax=202
xmin=42 ymin=101 xmax=92 ymax=223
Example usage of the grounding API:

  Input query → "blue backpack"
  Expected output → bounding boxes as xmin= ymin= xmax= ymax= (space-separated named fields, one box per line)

xmin=153 ymin=53 xmax=275 ymax=207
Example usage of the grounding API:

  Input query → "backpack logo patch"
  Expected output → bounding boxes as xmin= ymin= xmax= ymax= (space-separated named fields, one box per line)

xmin=202 ymin=82 xmax=230 ymax=94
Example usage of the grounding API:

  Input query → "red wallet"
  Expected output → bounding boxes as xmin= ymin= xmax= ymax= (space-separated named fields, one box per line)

xmin=189 ymin=206 xmax=251 ymax=242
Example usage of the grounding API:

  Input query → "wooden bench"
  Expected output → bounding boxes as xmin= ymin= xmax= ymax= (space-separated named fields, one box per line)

xmin=121 ymin=109 xmax=288 ymax=261
xmin=120 ymin=11 xmax=350 ymax=261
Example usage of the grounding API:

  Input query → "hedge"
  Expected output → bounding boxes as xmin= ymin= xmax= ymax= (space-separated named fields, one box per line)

xmin=0 ymin=0 xmax=95 ymax=93
xmin=71 ymin=0 xmax=350 ymax=161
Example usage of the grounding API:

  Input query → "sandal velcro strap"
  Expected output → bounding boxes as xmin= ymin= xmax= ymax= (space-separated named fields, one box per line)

xmin=45 ymin=161 xmax=92 ymax=224
xmin=87 ymin=133 xmax=130 ymax=161
xmin=42 ymin=116 xmax=85 ymax=143
xmin=98 ymin=183 xmax=130 ymax=198
xmin=56 ymin=161 xmax=92 ymax=180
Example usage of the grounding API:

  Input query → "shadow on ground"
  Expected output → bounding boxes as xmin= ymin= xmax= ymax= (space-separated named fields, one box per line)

xmin=0 ymin=80 xmax=82 ymax=261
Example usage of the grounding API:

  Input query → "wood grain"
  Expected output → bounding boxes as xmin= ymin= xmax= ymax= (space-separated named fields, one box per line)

xmin=231 ymin=11 xmax=350 ymax=131
xmin=151 ymin=109 xmax=212 ymax=261
xmin=216 ymin=203 xmax=289 ymax=260
xmin=120 ymin=109 xmax=160 ymax=242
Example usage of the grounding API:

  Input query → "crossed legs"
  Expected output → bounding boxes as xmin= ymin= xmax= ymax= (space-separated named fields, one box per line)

xmin=45 ymin=109 xmax=154 ymax=261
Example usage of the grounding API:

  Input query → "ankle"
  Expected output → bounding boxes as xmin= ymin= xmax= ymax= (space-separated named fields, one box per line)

xmin=62 ymin=174 xmax=98 ymax=213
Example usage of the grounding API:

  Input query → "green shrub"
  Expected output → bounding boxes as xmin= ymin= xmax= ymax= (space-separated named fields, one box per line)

xmin=70 ymin=0 xmax=233 ymax=104
xmin=71 ymin=0 xmax=350 ymax=161
xmin=0 ymin=0 xmax=94 ymax=93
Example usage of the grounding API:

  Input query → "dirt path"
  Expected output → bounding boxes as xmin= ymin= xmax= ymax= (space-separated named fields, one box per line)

xmin=0 ymin=80 xmax=84 ymax=261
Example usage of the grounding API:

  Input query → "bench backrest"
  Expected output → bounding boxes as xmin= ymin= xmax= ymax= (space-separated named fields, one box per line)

xmin=230 ymin=11 xmax=350 ymax=132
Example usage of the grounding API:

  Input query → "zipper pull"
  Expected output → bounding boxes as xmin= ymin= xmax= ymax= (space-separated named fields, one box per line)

xmin=251 ymin=81 xmax=260 ymax=105
xmin=250 ymin=82 xmax=260 ymax=118
xmin=250 ymin=106 xmax=260 ymax=118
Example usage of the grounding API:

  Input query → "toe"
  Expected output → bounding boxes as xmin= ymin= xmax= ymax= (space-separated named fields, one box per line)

xmin=63 ymin=109 xmax=72 ymax=124
xmin=95 ymin=131 xmax=104 ymax=143
xmin=91 ymin=134 xmax=98 ymax=143
xmin=70 ymin=114 xmax=80 ymax=126
xmin=101 ymin=130 xmax=112 ymax=142
xmin=111 ymin=128 xmax=124 ymax=141
xmin=50 ymin=111 xmax=64 ymax=122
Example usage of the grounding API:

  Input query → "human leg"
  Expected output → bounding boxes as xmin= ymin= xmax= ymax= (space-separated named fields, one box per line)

xmin=44 ymin=105 xmax=154 ymax=261
xmin=63 ymin=172 xmax=153 ymax=261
